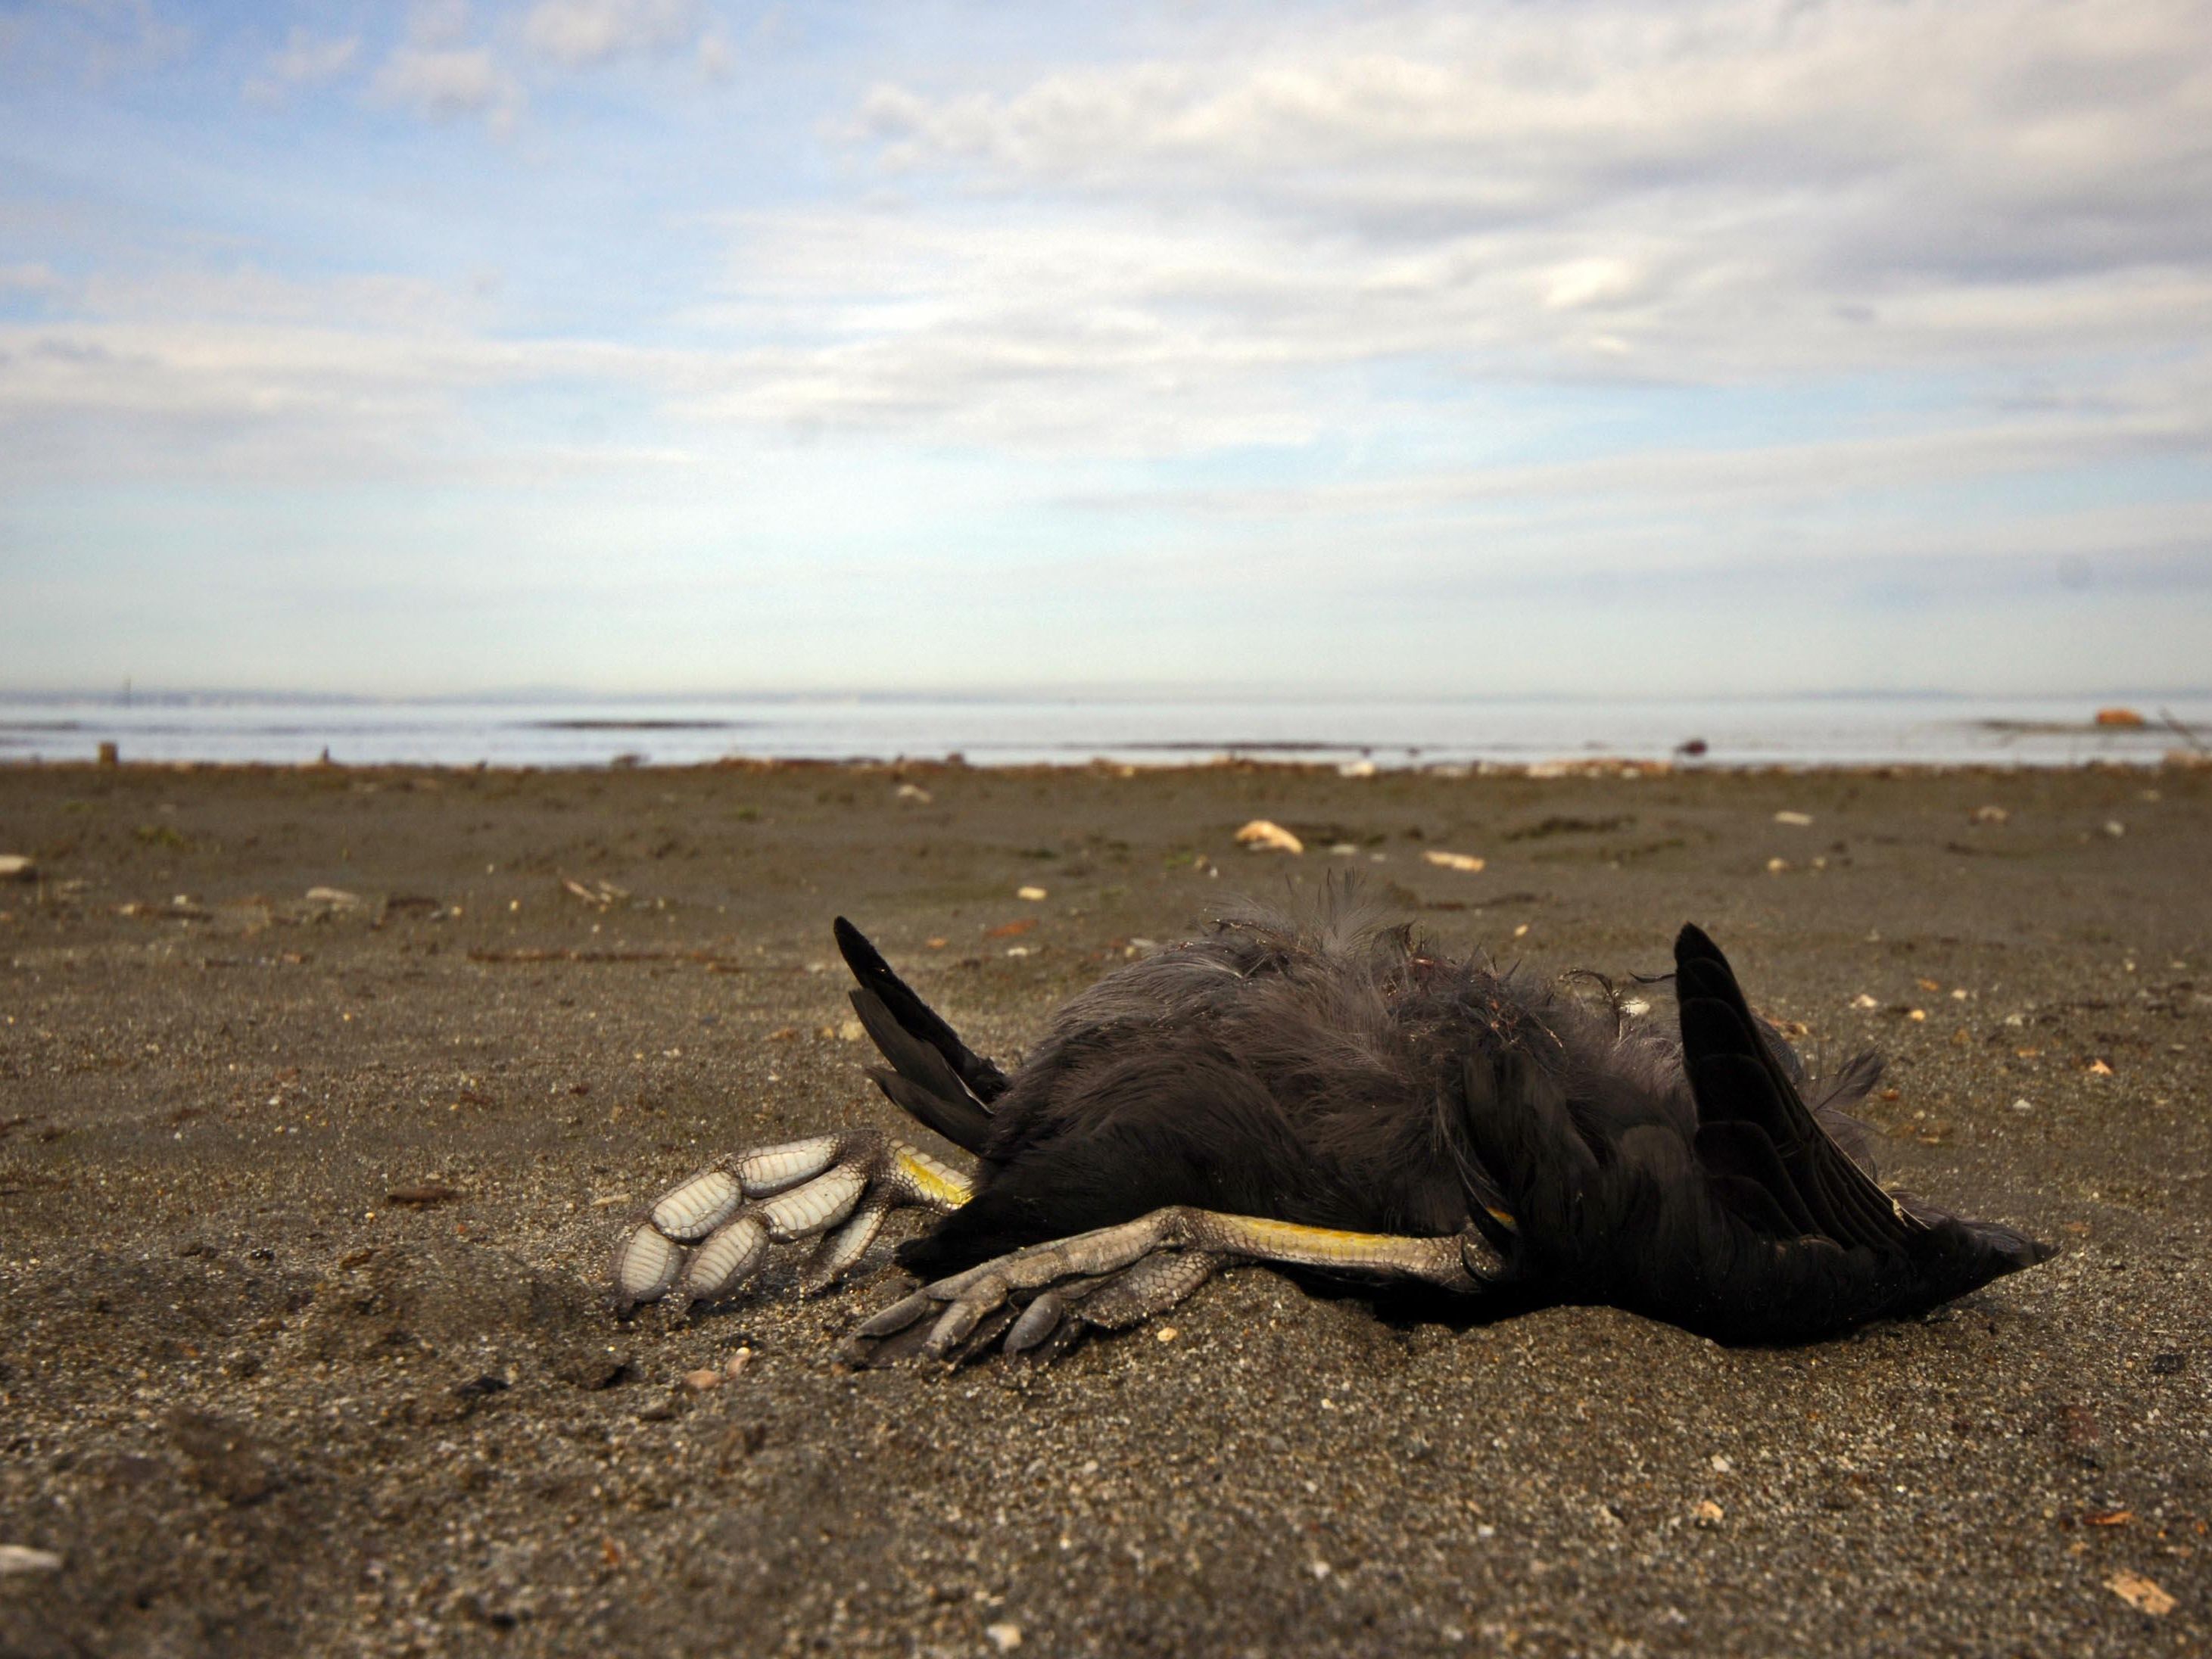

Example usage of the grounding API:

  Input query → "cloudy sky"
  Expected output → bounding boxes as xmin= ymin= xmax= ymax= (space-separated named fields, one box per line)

xmin=2 ymin=0 xmax=2207 ymax=696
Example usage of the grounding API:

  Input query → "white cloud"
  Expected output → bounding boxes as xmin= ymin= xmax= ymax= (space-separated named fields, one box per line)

xmin=243 ymin=26 xmax=358 ymax=105
xmin=371 ymin=44 xmax=521 ymax=127
xmin=0 ymin=262 xmax=64 ymax=294
xmin=681 ymin=0 xmax=2210 ymax=456
xmin=267 ymin=27 xmax=357 ymax=86
xmin=522 ymin=0 xmax=706 ymax=67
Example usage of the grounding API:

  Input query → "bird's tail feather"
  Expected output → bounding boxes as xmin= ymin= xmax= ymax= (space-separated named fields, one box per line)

xmin=834 ymin=917 xmax=1002 ymax=1155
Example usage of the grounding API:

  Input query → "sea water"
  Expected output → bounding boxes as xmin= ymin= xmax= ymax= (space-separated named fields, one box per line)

xmin=0 ymin=692 xmax=2203 ymax=770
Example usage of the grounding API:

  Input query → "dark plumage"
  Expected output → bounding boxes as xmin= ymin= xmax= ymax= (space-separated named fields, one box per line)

xmin=837 ymin=891 xmax=2051 ymax=1343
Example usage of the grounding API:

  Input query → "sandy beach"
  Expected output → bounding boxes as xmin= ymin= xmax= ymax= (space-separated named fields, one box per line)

xmin=1 ymin=758 xmax=2206 ymax=1657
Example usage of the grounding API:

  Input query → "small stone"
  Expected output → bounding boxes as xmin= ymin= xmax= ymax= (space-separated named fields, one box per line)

xmin=1765 ymin=857 xmax=1790 ymax=873
xmin=2105 ymin=1570 xmax=2174 ymax=1616
xmin=1772 ymin=811 xmax=1813 ymax=826
xmin=986 ymin=1623 xmax=1023 ymax=1651
xmin=1852 ymin=993 xmax=1878 ymax=1009
xmin=305 ymin=886 xmax=363 ymax=907
xmin=681 ymin=1368 xmax=721 ymax=1392
xmin=724 ymin=1347 xmax=754 ymax=1378
xmin=0 ymin=1545 xmax=64 ymax=1576
xmin=1155 ymin=1325 xmax=1179 ymax=1343
xmin=895 ymin=783 xmax=932 ymax=804
xmin=2012 ymin=1098 xmax=2033 ymax=1113
xmin=0 ymin=854 xmax=35 ymax=882
xmin=1422 ymin=851 xmax=1485 ymax=873
xmin=1016 ymin=886 xmax=1048 ymax=901
xmin=1693 ymin=1499 xmax=1725 ymax=1524
xmin=2102 ymin=820 xmax=2126 ymax=838
xmin=1971 ymin=805 xmax=2008 ymax=825
xmin=1235 ymin=820 xmax=1304 ymax=855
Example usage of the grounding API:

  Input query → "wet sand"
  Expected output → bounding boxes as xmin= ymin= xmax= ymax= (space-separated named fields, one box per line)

xmin=1 ymin=758 xmax=2206 ymax=1656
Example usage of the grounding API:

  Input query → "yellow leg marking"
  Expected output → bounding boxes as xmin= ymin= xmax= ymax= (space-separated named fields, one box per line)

xmin=1197 ymin=1214 xmax=1469 ymax=1279
xmin=893 ymin=1147 xmax=974 ymax=1211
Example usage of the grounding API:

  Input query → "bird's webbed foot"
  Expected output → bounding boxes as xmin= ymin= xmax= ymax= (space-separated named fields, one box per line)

xmin=847 ymin=1207 xmax=1503 ymax=1365
xmin=608 ymin=1129 xmax=974 ymax=1316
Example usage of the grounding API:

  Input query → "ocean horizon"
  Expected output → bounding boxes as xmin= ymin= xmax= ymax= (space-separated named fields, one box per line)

xmin=2 ymin=690 xmax=2206 ymax=771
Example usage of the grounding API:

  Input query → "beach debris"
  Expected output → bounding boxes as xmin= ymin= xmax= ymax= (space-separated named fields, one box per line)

xmin=1235 ymin=820 xmax=1305 ymax=855
xmin=1422 ymin=850 xmax=1486 ymax=873
xmin=562 ymin=876 xmax=629 ymax=909
xmin=2094 ymin=707 xmax=2146 ymax=728
xmin=2086 ymin=1059 xmax=2113 ymax=1075
xmin=1006 ymin=945 xmax=1033 ymax=958
xmin=1329 ymin=842 xmax=1360 ymax=857
xmin=896 ymin=783 xmax=932 ymax=804
xmin=304 ymin=886 xmax=363 ymax=908
xmin=0 ymin=854 xmax=34 ymax=882
xmin=1338 ymin=759 xmax=1379 ymax=779
xmin=1017 ymin=886 xmax=1048 ymax=901
xmin=1773 ymin=811 xmax=1814 ymax=826
xmin=1971 ymin=805 xmax=2009 ymax=825
xmin=986 ymin=1623 xmax=1024 ymax=1652
xmin=0 ymin=1545 xmax=64 ymax=1577
xmin=2105 ymin=1570 xmax=2175 ymax=1616
xmin=926 ymin=936 xmax=948 ymax=948
xmin=984 ymin=918 xmax=1038 ymax=940
xmin=387 ymin=1183 xmax=462 ymax=1206
xmin=2083 ymin=1509 xmax=2134 ymax=1527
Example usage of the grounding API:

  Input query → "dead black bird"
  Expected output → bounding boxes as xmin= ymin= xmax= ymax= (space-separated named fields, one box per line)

xmin=611 ymin=893 xmax=2052 ymax=1361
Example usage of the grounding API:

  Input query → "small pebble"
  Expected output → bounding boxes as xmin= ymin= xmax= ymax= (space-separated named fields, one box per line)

xmin=986 ymin=1623 xmax=1023 ymax=1651
xmin=0 ymin=1545 xmax=64 ymax=1576
xmin=682 ymin=1368 xmax=721 ymax=1391
xmin=0 ymin=854 xmax=35 ymax=882
xmin=725 ymin=1348 xmax=754 ymax=1378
